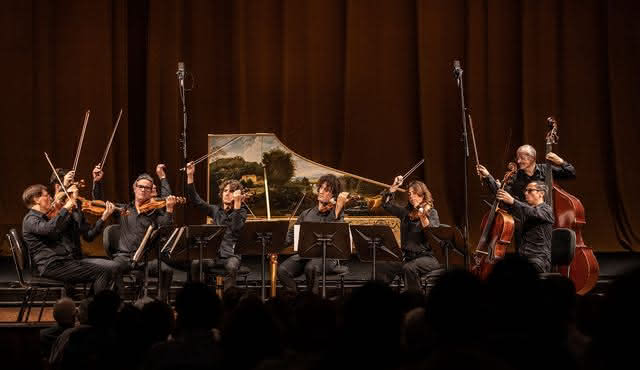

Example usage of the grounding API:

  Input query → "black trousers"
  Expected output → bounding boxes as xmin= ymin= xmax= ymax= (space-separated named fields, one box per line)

xmin=375 ymin=255 xmax=440 ymax=292
xmin=277 ymin=254 xmax=338 ymax=294
xmin=190 ymin=256 xmax=240 ymax=291
xmin=112 ymin=255 xmax=174 ymax=301
xmin=41 ymin=259 xmax=114 ymax=294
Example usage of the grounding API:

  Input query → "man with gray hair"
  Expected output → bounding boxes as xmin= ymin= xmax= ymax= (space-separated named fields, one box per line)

xmin=110 ymin=173 xmax=177 ymax=302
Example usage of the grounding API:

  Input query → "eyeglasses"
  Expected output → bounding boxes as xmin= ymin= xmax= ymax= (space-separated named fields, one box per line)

xmin=524 ymin=188 xmax=540 ymax=193
xmin=136 ymin=184 xmax=153 ymax=191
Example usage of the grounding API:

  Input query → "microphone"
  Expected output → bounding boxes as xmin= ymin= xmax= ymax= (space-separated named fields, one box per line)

xmin=453 ymin=60 xmax=463 ymax=78
xmin=176 ymin=62 xmax=185 ymax=88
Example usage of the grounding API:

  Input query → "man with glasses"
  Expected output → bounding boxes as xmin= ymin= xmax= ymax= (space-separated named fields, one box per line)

xmin=111 ymin=174 xmax=177 ymax=301
xmin=496 ymin=181 xmax=554 ymax=272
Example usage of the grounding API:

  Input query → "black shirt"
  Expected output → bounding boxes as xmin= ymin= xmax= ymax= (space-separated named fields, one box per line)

xmin=22 ymin=208 xmax=74 ymax=274
xmin=285 ymin=206 xmax=345 ymax=247
xmin=382 ymin=192 xmax=440 ymax=257
xmin=61 ymin=207 xmax=106 ymax=259
xmin=116 ymin=203 xmax=174 ymax=255
xmin=511 ymin=200 xmax=554 ymax=270
xmin=186 ymin=183 xmax=248 ymax=258
xmin=485 ymin=162 xmax=576 ymax=201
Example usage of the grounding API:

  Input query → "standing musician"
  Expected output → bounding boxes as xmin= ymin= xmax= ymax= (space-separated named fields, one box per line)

xmin=277 ymin=174 xmax=349 ymax=294
xmin=109 ymin=174 xmax=177 ymax=301
xmin=476 ymin=144 xmax=575 ymax=202
xmin=375 ymin=176 xmax=441 ymax=292
xmin=185 ymin=161 xmax=247 ymax=290
xmin=48 ymin=167 xmax=122 ymax=278
xmin=21 ymin=184 xmax=114 ymax=293
xmin=496 ymin=181 xmax=554 ymax=272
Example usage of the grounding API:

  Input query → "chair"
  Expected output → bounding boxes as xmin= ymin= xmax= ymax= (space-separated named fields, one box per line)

xmin=421 ymin=268 xmax=446 ymax=295
xmin=205 ymin=265 xmax=252 ymax=297
xmin=539 ymin=228 xmax=576 ymax=279
xmin=7 ymin=228 xmax=66 ymax=322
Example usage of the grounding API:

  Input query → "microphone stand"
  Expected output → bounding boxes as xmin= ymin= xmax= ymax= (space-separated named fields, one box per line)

xmin=177 ymin=65 xmax=188 ymax=197
xmin=454 ymin=61 xmax=470 ymax=268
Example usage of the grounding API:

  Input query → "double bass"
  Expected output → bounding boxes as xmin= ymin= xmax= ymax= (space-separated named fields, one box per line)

xmin=472 ymin=162 xmax=518 ymax=279
xmin=544 ymin=117 xmax=599 ymax=294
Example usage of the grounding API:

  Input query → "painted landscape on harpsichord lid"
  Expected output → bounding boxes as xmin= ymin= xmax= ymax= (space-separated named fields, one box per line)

xmin=207 ymin=134 xmax=394 ymax=218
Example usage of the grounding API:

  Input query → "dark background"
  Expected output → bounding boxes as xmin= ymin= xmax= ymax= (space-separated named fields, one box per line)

xmin=1 ymin=0 xmax=638 ymax=255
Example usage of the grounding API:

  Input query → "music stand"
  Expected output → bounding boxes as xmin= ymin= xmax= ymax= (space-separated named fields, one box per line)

xmin=351 ymin=225 xmax=402 ymax=280
xmin=426 ymin=225 xmax=467 ymax=269
xmin=185 ymin=225 xmax=226 ymax=281
xmin=236 ymin=220 xmax=289 ymax=300
xmin=298 ymin=222 xmax=351 ymax=298
xmin=132 ymin=225 xmax=177 ymax=300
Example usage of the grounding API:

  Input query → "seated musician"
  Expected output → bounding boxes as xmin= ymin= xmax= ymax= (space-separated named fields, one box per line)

xmin=21 ymin=184 xmax=114 ymax=293
xmin=185 ymin=161 xmax=248 ymax=290
xmin=277 ymin=174 xmax=349 ymax=295
xmin=110 ymin=174 xmax=177 ymax=301
xmin=476 ymin=144 xmax=575 ymax=202
xmin=496 ymin=181 xmax=554 ymax=273
xmin=49 ymin=167 xmax=121 ymax=277
xmin=376 ymin=176 xmax=441 ymax=292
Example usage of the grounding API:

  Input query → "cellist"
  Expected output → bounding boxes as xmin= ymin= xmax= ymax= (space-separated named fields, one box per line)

xmin=496 ymin=181 xmax=554 ymax=273
xmin=476 ymin=145 xmax=575 ymax=257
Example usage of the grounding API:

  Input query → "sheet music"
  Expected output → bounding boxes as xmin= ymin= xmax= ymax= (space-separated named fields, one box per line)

xmin=293 ymin=224 xmax=300 ymax=251
xmin=133 ymin=225 xmax=154 ymax=263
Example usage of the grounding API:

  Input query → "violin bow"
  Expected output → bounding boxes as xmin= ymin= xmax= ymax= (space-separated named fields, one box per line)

xmin=179 ymin=136 xmax=243 ymax=171
xmin=72 ymin=109 xmax=90 ymax=174
xmin=468 ymin=114 xmax=480 ymax=168
xmin=99 ymin=108 xmax=123 ymax=169
xmin=396 ymin=158 xmax=425 ymax=187
xmin=44 ymin=152 xmax=72 ymax=200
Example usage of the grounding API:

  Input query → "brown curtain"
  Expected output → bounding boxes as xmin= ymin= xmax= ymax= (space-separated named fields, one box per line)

xmin=1 ymin=0 xmax=639 ymax=255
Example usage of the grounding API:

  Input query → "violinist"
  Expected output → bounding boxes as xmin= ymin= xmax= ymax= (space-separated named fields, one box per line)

xmin=496 ymin=181 xmax=554 ymax=273
xmin=376 ymin=176 xmax=441 ymax=292
xmin=277 ymin=174 xmax=349 ymax=294
xmin=47 ymin=168 xmax=121 ymax=280
xmin=185 ymin=161 xmax=247 ymax=290
xmin=476 ymin=144 xmax=576 ymax=202
xmin=111 ymin=174 xmax=177 ymax=301
xmin=21 ymin=184 xmax=115 ymax=293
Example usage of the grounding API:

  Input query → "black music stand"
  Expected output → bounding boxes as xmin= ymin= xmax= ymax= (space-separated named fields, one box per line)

xmin=133 ymin=225 xmax=177 ymax=300
xmin=426 ymin=225 xmax=467 ymax=269
xmin=185 ymin=225 xmax=226 ymax=282
xmin=236 ymin=220 xmax=289 ymax=300
xmin=351 ymin=225 xmax=402 ymax=280
xmin=298 ymin=222 xmax=351 ymax=298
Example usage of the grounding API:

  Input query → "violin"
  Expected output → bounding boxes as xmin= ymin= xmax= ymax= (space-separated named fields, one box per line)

xmin=78 ymin=197 xmax=127 ymax=217
xmin=408 ymin=201 xmax=432 ymax=221
xmin=137 ymin=196 xmax=186 ymax=213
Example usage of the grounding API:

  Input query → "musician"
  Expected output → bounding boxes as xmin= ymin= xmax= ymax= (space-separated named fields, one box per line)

xmin=111 ymin=174 xmax=177 ymax=301
xmin=277 ymin=174 xmax=349 ymax=294
xmin=21 ymin=184 xmax=114 ymax=293
xmin=185 ymin=161 xmax=247 ymax=290
xmin=48 ymin=168 xmax=122 ymax=277
xmin=376 ymin=176 xmax=441 ymax=292
xmin=496 ymin=181 xmax=554 ymax=273
xmin=153 ymin=163 xmax=172 ymax=197
xmin=476 ymin=144 xmax=575 ymax=202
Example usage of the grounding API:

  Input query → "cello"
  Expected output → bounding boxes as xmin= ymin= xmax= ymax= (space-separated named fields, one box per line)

xmin=472 ymin=162 xmax=518 ymax=279
xmin=544 ymin=117 xmax=599 ymax=294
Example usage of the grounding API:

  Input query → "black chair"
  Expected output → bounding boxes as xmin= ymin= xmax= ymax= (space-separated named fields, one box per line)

xmin=421 ymin=268 xmax=446 ymax=295
xmin=102 ymin=224 xmax=156 ymax=300
xmin=7 ymin=228 xmax=66 ymax=322
xmin=539 ymin=228 xmax=576 ymax=279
